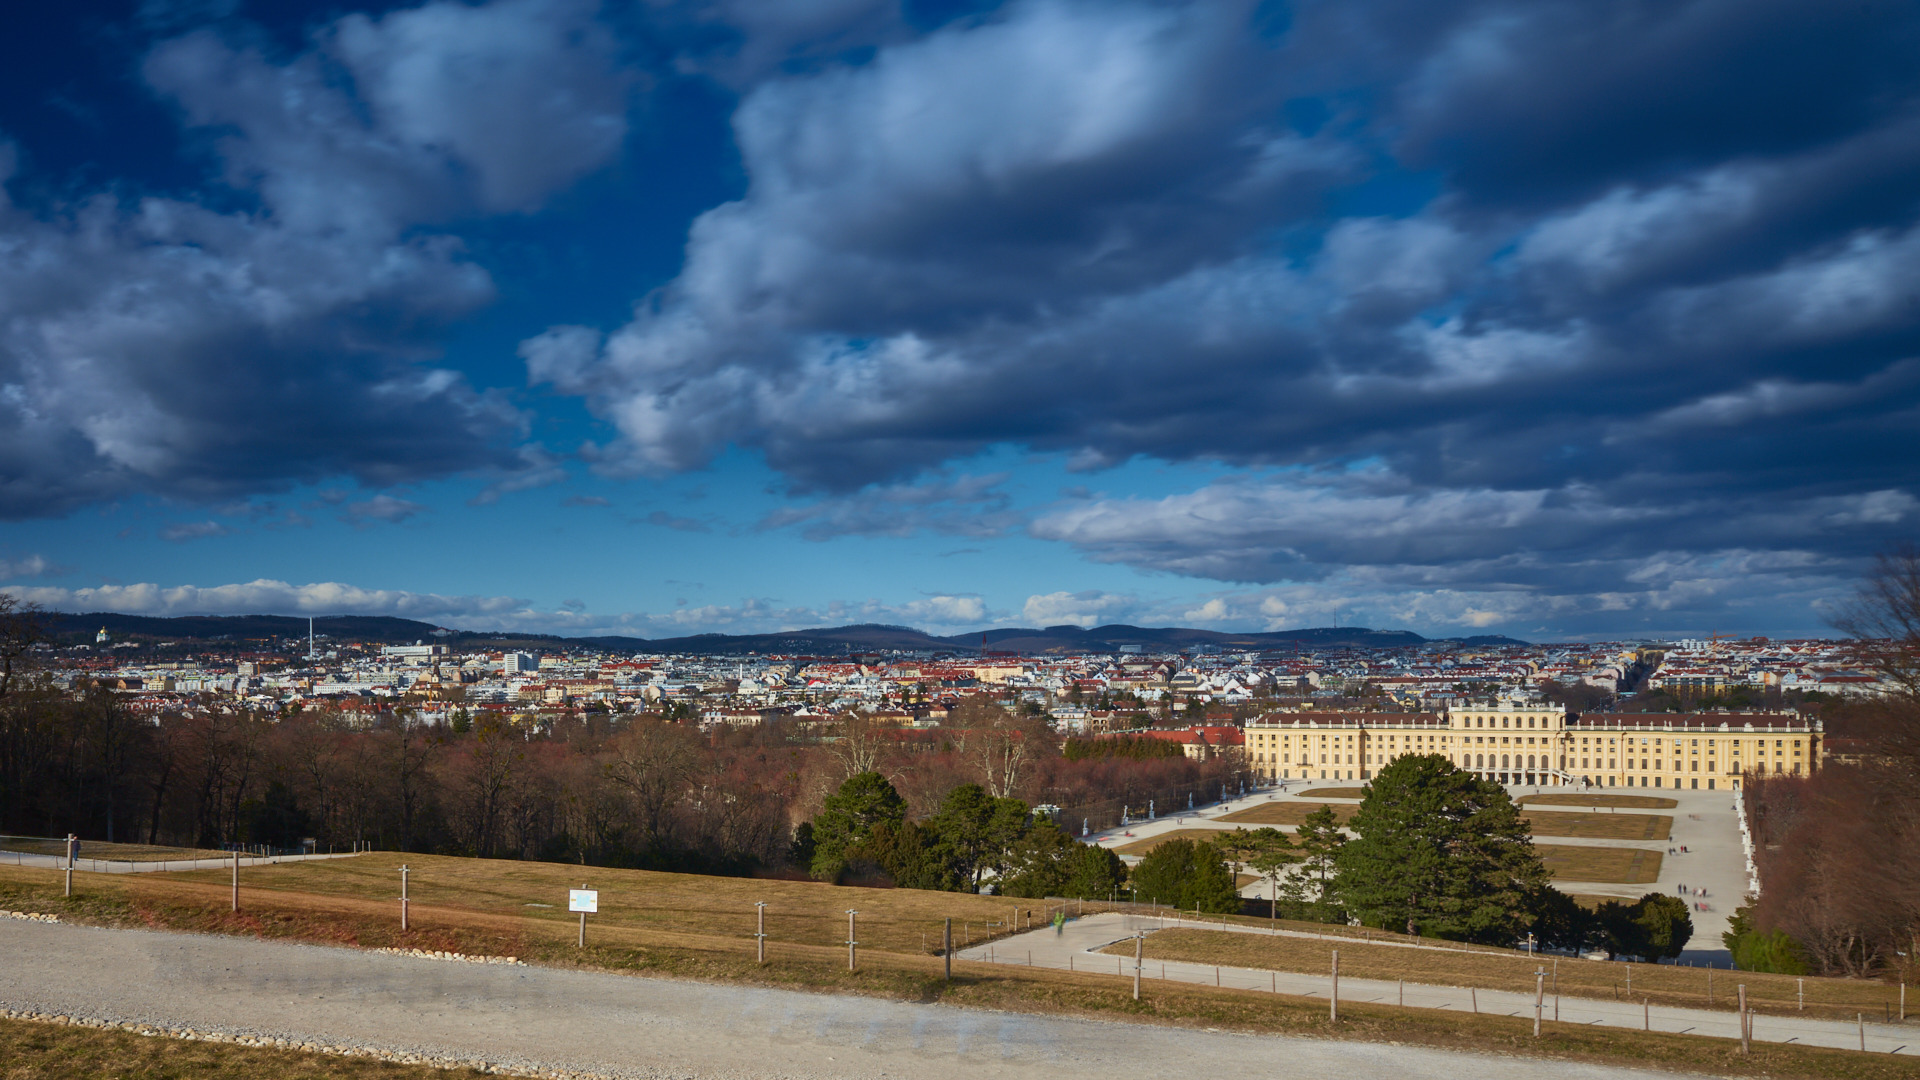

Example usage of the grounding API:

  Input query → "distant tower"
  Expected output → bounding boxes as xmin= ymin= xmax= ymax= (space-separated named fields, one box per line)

xmin=309 ymin=617 xmax=315 ymax=659
xmin=96 ymin=627 xmax=109 ymax=645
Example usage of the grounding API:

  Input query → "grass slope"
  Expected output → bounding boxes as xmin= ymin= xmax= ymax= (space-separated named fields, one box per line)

xmin=0 ymin=856 xmax=1902 ymax=1080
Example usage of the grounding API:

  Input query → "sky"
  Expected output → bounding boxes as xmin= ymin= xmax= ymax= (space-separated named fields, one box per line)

xmin=0 ymin=0 xmax=1916 ymax=643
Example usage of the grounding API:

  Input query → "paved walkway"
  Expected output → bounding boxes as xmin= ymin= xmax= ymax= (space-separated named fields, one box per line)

xmin=956 ymin=913 xmax=1916 ymax=1057
xmin=0 ymin=849 xmax=364 ymax=874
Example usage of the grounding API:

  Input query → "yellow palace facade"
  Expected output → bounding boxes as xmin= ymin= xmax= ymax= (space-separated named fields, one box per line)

xmin=1244 ymin=705 xmax=1820 ymax=790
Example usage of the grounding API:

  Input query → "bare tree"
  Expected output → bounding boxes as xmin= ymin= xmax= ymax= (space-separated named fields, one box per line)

xmin=1833 ymin=544 xmax=1920 ymax=700
xmin=0 ymin=595 xmax=45 ymax=701
xmin=948 ymin=700 xmax=1055 ymax=800
xmin=604 ymin=720 xmax=701 ymax=852
xmin=825 ymin=712 xmax=888 ymax=779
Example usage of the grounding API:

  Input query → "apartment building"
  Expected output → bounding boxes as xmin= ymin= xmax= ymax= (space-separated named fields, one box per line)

xmin=1245 ymin=705 xmax=1820 ymax=790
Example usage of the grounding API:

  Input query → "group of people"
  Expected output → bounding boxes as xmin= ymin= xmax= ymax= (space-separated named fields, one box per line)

xmin=1676 ymin=881 xmax=1710 ymax=911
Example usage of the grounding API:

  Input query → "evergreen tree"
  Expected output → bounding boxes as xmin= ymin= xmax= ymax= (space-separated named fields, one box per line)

xmin=1632 ymin=892 xmax=1694 ymax=960
xmin=1130 ymin=837 xmax=1239 ymax=913
xmin=1061 ymin=840 xmax=1127 ymax=901
xmin=1595 ymin=893 xmax=1692 ymax=960
xmin=849 ymin=820 xmax=952 ymax=890
xmin=1241 ymin=827 xmax=1299 ymax=921
xmin=928 ymin=783 xmax=1031 ymax=889
xmin=1279 ymin=804 xmax=1345 ymax=920
xmin=1333 ymin=755 xmax=1549 ymax=943
xmin=809 ymin=771 xmax=907 ymax=880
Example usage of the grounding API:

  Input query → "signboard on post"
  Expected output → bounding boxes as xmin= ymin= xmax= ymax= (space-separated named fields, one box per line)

xmin=569 ymin=889 xmax=598 ymax=913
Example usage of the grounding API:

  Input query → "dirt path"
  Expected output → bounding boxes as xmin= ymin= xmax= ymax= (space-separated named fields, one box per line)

xmin=0 ymin=918 xmax=1694 ymax=1080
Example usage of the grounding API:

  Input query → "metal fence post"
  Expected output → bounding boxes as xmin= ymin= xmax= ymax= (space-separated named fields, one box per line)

xmin=231 ymin=849 xmax=239 ymax=913
xmin=1534 ymin=969 xmax=1544 ymax=1036
xmin=1133 ymin=933 xmax=1142 ymax=1000
xmin=756 ymin=902 xmax=767 ymax=964
xmin=847 ymin=910 xmax=858 ymax=971
xmin=399 ymin=864 xmax=409 ymax=931
xmin=1331 ymin=949 xmax=1339 ymax=1022
xmin=944 ymin=918 xmax=952 ymax=981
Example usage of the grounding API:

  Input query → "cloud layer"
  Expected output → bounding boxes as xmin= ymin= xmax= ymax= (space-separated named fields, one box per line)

xmin=0 ymin=0 xmax=628 ymax=518
xmin=522 ymin=0 xmax=1920 ymax=628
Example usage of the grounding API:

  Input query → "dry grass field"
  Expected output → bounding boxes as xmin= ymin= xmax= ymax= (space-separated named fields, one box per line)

xmin=1294 ymin=787 xmax=1367 ymax=799
xmin=0 ymin=1016 xmax=481 ymax=1079
xmin=1216 ymin=803 xmax=1359 ymax=827
xmin=0 ymin=838 xmax=231 ymax=863
xmin=163 ymin=851 xmax=1040 ymax=954
xmin=1520 ymin=811 xmax=1673 ymax=841
xmin=1110 ymin=829 xmax=1236 ymax=857
xmin=1537 ymin=845 xmax=1663 ymax=884
xmin=0 ymin=856 xmax=1906 ymax=1080
xmin=1098 ymin=928 xmax=1901 ymax=1022
xmin=1519 ymin=794 xmax=1678 ymax=810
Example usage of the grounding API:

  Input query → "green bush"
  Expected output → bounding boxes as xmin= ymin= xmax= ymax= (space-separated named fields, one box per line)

xmin=1130 ymin=837 xmax=1239 ymax=913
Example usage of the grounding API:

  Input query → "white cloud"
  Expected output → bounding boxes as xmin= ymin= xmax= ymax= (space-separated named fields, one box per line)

xmin=160 ymin=520 xmax=233 ymax=542
xmin=341 ymin=494 xmax=429 ymax=526
xmin=0 ymin=579 xmax=528 ymax=621
xmin=1021 ymin=590 xmax=1137 ymax=628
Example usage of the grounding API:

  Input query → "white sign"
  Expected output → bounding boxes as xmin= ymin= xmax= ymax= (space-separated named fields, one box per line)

xmin=569 ymin=889 xmax=598 ymax=913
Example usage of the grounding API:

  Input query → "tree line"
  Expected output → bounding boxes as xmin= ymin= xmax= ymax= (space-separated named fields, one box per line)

xmin=0 ymin=661 xmax=1239 ymax=881
xmin=1734 ymin=547 xmax=1920 ymax=979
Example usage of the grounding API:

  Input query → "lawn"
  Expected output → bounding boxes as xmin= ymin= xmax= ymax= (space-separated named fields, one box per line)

xmin=1518 ymin=794 xmax=1678 ymax=810
xmin=1537 ymin=844 xmax=1663 ymax=884
xmin=161 ymin=850 xmax=1042 ymax=954
xmin=0 ymin=856 xmax=1905 ymax=1080
xmin=1098 ymin=928 xmax=1902 ymax=1022
xmin=1217 ymin=803 xmax=1358 ymax=827
xmin=1110 ymin=829 xmax=1236 ymax=857
xmin=1294 ymin=787 xmax=1367 ymax=799
xmin=1521 ymin=811 xmax=1673 ymax=841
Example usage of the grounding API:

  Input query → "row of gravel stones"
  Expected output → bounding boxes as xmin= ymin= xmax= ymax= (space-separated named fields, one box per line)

xmin=372 ymin=947 xmax=527 ymax=966
xmin=0 ymin=1007 xmax=615 ymax=1079
xmin=1 ymin=911 xmax=60 ymax=923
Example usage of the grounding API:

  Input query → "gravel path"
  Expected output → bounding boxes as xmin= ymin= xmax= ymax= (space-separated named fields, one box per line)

xmin=0 ymin=919 xmax=1695 ymax=1080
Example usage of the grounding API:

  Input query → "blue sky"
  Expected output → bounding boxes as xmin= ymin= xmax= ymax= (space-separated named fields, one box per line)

xmin=1 ymin=0 xmax=1917 ymax=641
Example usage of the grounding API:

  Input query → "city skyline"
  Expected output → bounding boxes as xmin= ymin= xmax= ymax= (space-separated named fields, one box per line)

xmin=2 ymin=0 xmax=1917 ymax=641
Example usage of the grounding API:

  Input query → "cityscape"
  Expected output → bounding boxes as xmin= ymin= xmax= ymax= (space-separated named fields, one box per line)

xmin=2 ymin=0 xmax=1917 ymax=1078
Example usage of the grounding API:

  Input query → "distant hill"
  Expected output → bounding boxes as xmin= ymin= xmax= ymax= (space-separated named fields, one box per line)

xmin=941 ymin=624 xmax=1429 ymax=654
xmin=36 ymin=611 xmax=1501 ymax=654
xmin=43 ymin=612 xmax=452 ymax=645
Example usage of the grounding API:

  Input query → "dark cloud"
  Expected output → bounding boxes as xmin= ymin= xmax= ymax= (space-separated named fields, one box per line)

xmin=0 ymin=0 xmax=630 ymax=520
xmin=528 ymin=0 xmax=1919 ymax=628
xmin=759 ymin=472 xmax=1017 ymax=540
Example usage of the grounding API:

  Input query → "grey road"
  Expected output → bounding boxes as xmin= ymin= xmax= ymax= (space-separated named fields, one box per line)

xmin=0 ymin=918 xmax=1698 ymax=1080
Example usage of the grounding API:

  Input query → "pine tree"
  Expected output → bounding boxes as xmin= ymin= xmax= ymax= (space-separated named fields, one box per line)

xmin=1280 ymin=804 xmax=1345 ymax=920
xmin=809 ymin=771 xmax=907 ymax=880
xmin=1132 ymin=837 xmax=1239 ymax=913
xmin=1241 ymin=827 xmax=1299 ymax=921
xmin=1333 ymin=754 xmax=1550 ymax=943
